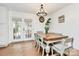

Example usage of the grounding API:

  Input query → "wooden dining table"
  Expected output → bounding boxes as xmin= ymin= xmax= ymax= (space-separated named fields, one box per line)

xmin=36 ymin=32 xmax=68 ymax=42
xmin=35 ymin=32 xmax=68 ymax=56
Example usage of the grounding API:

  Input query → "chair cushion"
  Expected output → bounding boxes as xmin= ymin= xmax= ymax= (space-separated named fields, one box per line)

xmin=52 ymin=43 xmax=72 ymax=53
xmin=53 ymin=44 xmax=64 ymax=52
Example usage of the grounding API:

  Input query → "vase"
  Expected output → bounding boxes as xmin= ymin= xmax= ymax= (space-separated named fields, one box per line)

xmin=45 ymin=26 xmax=49 ymax=34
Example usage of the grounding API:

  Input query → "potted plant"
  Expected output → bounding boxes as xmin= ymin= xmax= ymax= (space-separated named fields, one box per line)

xmin=45 ymin=18 xmax=51 ymax=34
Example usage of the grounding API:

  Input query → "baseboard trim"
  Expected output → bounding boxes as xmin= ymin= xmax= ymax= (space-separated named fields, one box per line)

xmin=0 ymin=40 xmax=34 ymax=48
xmin=0 ymin=41 xmax=12 ymax=48
xmin=11 ymin=40 xmax=34 ymax=44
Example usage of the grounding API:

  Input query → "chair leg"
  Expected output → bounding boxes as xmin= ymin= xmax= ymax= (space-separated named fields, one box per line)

xmin=60 ymin=50 xmax=64 ymax=56
xmin=60 ymin=53 xmax=63 ymax=56
xmin=52 ymin=49 xmax=53 ymax=55
xmin=36 ymin=43 xmax=39 ymax=50
xmin=36 ymin=43 xmax=38 ymax=49
xmin=35 ymin=42 xmax=37 ymax=48
xmin=60 ymin=52 xmax=64 ymax=56
xmin=42 ymin=48 xmax=44 ymax=56
xmin=38 ymin=46 xmax=40 ymax=53
xmin=68 ymin=49 xmax=71 ymax=56
xmin=46 ymin=53 xmax=49 ymax=56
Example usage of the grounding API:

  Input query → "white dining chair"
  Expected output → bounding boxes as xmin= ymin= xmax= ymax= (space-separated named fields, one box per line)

xmin=34 ymin=33 xmax=50 ymax=56
xmin=34 ymin=33 xmax=40 ymax=50
xmin=52 ymin=37 xmax=73 ymax=56
xmin=37 ymin=36 xmax=45 ymax=55
xmin=38 ymin=36 xmax=50 ymax=56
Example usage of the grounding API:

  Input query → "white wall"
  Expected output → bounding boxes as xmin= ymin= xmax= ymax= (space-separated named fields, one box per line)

xmin=48 ymin=4 xmax=79 ymax=49
xmin=0 ymin=6 xmax=9 ymax=46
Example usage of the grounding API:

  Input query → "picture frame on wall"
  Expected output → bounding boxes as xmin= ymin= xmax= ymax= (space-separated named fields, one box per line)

xmin=58 ymin=15 xmax=65 ymax=23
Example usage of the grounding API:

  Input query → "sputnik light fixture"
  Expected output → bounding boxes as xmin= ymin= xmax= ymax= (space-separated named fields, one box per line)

xmin=36 ymin=4 xmax=47 ymax=23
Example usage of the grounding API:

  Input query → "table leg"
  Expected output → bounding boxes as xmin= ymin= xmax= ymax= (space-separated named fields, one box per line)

xmin=46 ymin=43 xmax=50 ymax=56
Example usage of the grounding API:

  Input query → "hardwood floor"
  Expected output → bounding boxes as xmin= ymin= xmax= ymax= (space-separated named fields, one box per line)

xmin=0 ymin=40 xmax=41 ymax=56
xmin=70 ymin=49 xmax=79 ymax=56
xmin=0 ymin=40 xmax=79 ymax=56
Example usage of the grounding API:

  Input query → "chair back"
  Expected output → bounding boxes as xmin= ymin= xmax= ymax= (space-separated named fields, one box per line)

xmin=34 ymin=33 xmax=38 ymax=41
xmin=34 ymin=33 xmax=47 ymax=48
xmin=64 ymin=37 xmax=74 ymax=48
xmin=38 ymin=35 xmax=47 ymax=47
xmin=34 ymin=33 xmax=40 ymax=44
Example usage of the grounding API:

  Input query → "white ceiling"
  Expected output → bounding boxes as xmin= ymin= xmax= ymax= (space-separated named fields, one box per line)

xmin=0 ymin=3 xmax=71 ymax=14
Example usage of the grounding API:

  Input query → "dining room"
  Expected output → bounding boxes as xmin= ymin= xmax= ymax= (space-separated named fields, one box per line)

xmin=0 ymin=2 xmax=79 ymax=56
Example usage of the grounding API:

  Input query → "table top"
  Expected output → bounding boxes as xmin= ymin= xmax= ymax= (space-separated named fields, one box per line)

xmin=35 ymin=32 xmax=68 ymax=41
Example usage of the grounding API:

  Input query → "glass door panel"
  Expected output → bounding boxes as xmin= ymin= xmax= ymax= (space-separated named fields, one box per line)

xmin=12 ymin=17 xmax=32 ymax=41
xmin=12 ymin=17 xmax=22 ymax=39
xmin=24 ymin=19 xmax=32 ymax=38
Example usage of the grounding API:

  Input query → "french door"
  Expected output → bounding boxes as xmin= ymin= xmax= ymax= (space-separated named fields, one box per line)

xmin=12 ymin=17 xmax=32 ymax=41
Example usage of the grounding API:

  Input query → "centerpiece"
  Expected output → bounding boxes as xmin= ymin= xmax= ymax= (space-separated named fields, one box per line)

xmin=45 ymin=18 xmax=51 ymax=34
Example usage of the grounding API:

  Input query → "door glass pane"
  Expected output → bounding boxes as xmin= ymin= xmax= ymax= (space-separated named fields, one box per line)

xmin=12 ymin=17 xmax=22 ymax=39
xmin=24 ymin=19 xmax=32 ymax=38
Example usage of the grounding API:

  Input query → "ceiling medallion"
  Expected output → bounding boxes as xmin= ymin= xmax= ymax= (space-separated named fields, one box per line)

xmin=36 ymin=4 xmax=47 ymax=23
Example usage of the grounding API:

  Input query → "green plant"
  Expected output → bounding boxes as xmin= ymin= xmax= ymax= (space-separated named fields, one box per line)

xmin=45 ymin=18 xmax=51 ymax=34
